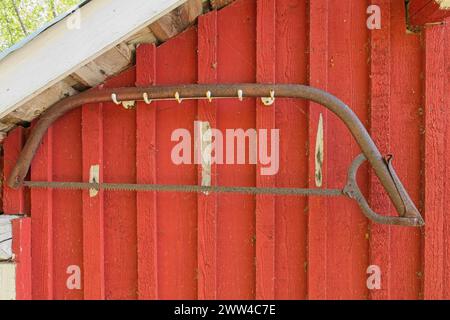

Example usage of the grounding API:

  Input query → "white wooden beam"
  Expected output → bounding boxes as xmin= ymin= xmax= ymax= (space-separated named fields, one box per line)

xmin=0 ymin=0 xmax=187 ymax=119
xmin=0 ymin=263 xmax=16 ymax=300
xmin=438 ymin=0 xmax=450 ymax=9
xmin=7 ymin=81 xmax=78 ymax=122
xmin=210 ymin=0 xmax=235 ymax=9
xmin=73 ymin=43 xmax=133 ymax=87
xmin=0 ymin=216 xmax=20 ymax=261
xmin=150 ymin=0 xmax=203 ymax=41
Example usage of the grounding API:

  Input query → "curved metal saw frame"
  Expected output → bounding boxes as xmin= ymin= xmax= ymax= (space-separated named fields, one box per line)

xmin=6 ymin=84 xmax=424 ymax=227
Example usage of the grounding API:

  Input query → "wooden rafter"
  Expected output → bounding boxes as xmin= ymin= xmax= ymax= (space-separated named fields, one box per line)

xmin=409 ymin=0 xmax=450 ymax=26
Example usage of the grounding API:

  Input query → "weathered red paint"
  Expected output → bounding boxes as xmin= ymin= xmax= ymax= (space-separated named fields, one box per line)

xmin=156 ymin=28 xmax=198 ymax=300
xmin=388 ymin=0 xmax=423 ymax=299
xmin=369 ymin=0 xmax=392 ymax=300
xmin=256 ymin=0 xmax=276 ymax=300
xmin=136 ymin=44 xmax=158 ymax=300
xmin=369 ymin=0 xmax=425 ymax=299
xmin=216 ymin=0 xmax=256 ymax=299
xmin=12 ymin=217 xmax=32 ymax=300
xmin=423 ymin=21 xmax=450 ymax=299
xmin=308 ymin=0 xmax=328 ymax=299
xmin=53 ymin=107 xmax=83 ymax=300
xmin=3 ymin=0 xmax=450 ymax=299
xmin=326 ymin=0 xmax=370 ymax=299
xmin=82 ymin=99 xmax=105 ymax=299
xmin=103 ymin=68 xmax=138 ymax=299
xmin=197 ymin=11 xmax=218 ymax=300
xmin=276 ymin=0 xmax=308 ymax=299
xmin=30 ymin=124 xmax=53 ymax=299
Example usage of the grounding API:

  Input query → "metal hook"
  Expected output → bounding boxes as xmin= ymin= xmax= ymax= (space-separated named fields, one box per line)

xmin=206 ymin=91 xmax=212 ymax=102
xmin=111 ymin=93 xmax=121 ymax=105
xmin=237 ymin=89 xmax=243 ymax=101
xmin=175 ymin=92 xmax=182 ymax=103
xmin=261 ymin=90 xmax=275 ymax=106
xmin=112 ymin=93 xmax=135 ymax=109
xmin=143 ymin=93 xmax=152 ymax=104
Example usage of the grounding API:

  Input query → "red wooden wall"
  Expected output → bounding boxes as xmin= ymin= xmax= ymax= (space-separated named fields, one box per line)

xmin=2 ymin=0 xmax=450 ymax=300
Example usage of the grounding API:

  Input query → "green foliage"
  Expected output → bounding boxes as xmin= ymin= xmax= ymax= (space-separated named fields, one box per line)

xmin=0 ymin=0 xmax=81 ymax=52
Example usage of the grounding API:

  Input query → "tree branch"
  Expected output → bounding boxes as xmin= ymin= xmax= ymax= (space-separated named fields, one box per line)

xmin=11 ymin=0 xmax=28 ymax=36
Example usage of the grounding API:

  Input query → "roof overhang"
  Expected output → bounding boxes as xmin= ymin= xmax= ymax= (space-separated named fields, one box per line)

xmin=0 ymin=0 xmax=187 ymax=120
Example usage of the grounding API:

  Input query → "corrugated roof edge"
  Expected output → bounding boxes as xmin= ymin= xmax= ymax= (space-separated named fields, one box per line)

xmin=0 ymin=0 xmax=92 ymax=62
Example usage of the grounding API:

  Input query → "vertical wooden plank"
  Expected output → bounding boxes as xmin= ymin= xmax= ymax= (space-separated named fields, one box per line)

xmin=197 ymin=11 xmax=218 ymax=300
xmin=12 ymin=217 xmax=32 ymax=300
xmin=275 ymin=0 xmax=308 ymax=300
xmin=319 ymin=0 xmax=369 ymax=299
xmin=255 ymin=0 xmax=276 ymax=300
xmin=102 ymin=68 xmax=138 ymax=299
xmin=307 ymin=0 xmax=329 ymax=299
xmin=52 ymin=108 xmax=83 ymax=300
xmin=369 ymin=0 xmax=392 ymax=300
xmin=345 ymin=0 xmax=371 ymax=299
xmin=216 ymin=0 xmax=256 ymax=299
xmin=82 ymin=101 xmax=105 ymax=299
xmin=31 ymin=126 xmax=53 ymax=300
xmin=136 ymin=44 xmax=158 ymax=300
xmin=444 ymin=20 xmax=450 ymax=300
xmin=3 ymin=127 xmax=26 ymax=215
xmin=388 ymin=0 xmax=422 ymax=299
xmin=423 ymin=23 xmax=446 ymax=300
xmin=156 ymin=28 xmax=198 ymax=299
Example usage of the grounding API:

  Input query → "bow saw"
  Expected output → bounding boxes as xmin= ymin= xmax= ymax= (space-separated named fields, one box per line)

xmin=7 ymin=84 xmax=425 ymax=227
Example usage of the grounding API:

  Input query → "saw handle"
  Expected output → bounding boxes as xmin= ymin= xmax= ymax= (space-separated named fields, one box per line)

xmin=343 ymin=154 xmax=424 ymax=227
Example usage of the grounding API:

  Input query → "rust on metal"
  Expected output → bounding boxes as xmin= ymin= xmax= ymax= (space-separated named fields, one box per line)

xmin=6 ymin=84 xmax=425 ymax=227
